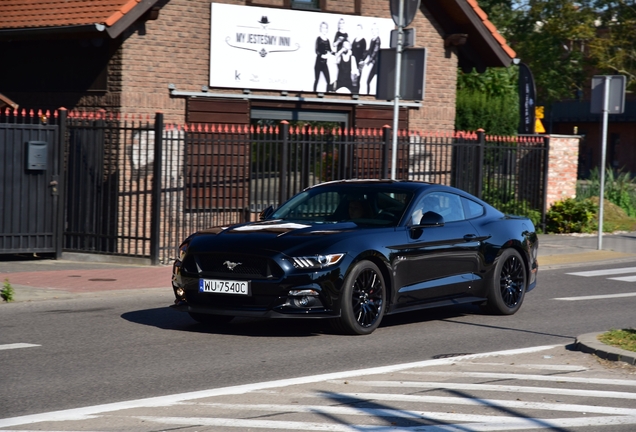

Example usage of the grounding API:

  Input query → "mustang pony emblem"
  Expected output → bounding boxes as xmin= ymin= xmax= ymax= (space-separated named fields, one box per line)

xmin=223 ymin=261 xmax=242 ymax=271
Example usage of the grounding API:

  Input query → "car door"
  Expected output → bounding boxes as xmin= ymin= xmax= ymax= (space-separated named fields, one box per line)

xmin=391 ymin=191 xmax=483 ymax=306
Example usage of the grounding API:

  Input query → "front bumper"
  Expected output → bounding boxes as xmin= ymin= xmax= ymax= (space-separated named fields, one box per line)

xmin=172 ymin=258 xmax=346 ymax=319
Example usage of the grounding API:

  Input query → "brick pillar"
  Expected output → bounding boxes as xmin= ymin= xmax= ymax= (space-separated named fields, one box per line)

xmin=546 ymin=135 xmax=580 ymax=207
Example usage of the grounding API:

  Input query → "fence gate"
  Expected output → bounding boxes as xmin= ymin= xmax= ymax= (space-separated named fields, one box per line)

xmin=0 ymin=123 xmax=63 ymax=256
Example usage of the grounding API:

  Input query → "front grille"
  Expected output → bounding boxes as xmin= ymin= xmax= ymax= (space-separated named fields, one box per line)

xmin=183 ymin=253 xmax=283 ymax=279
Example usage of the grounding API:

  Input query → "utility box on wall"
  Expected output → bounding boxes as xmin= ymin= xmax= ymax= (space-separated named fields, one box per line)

xmin=26 ymin=141 xmax=48 ymax=171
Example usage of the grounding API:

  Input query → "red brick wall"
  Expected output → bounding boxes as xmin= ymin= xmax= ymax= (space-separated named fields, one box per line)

xmin=546 ymin=135 xmax=580 ymax=207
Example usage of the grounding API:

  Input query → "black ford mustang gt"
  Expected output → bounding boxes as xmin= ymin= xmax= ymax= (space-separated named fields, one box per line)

xmin=171 ymin=180 xmax=538 ymax=335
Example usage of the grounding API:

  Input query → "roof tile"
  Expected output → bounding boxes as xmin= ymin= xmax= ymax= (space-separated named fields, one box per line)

xmin=467 ymin=0 xmax=516 ymax=59
xmin=0 ymin=0 xmax=143 ymax=30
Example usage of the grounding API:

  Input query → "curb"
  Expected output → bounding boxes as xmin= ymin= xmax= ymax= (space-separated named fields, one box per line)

xmin=575 ymin=332 xmax=636 ymax=366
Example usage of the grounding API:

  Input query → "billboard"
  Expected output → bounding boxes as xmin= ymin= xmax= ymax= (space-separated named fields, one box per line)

xmin=210 ymin=3 xmax=395 ymax=95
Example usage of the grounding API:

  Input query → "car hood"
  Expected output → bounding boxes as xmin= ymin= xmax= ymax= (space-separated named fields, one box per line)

xmin=187 ymin=219 xmax=383 ymax=256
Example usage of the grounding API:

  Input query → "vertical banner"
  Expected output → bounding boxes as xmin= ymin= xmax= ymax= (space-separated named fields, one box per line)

xmin=518 ymin=62 xmax=536 ymax=134
xmin=210 ymin=4 xmax=394 ymax=95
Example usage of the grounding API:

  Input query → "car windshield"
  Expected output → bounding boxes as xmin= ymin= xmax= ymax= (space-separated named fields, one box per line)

xmin=270 ymin=185 xmax=413 ymax=226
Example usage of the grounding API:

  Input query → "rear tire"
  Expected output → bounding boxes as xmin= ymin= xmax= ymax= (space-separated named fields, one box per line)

xmin=333 ymin=260 xmax=386 ymax=335
xmin=188 ymin=312 xmax=234 ymax=325
xmin=484 ymin=248 xmax=526 ymax=315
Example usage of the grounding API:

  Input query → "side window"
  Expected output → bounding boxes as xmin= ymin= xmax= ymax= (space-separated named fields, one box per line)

xmin=461 ymin=197 xmax=485 ymax=219
xmin=410 ymin=192 xmax=465 ymax=224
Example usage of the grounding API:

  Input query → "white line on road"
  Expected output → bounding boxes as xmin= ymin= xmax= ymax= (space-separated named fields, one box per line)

xmin=0 ymin=343 xmax=40 ymax=351
xmin=0 ymin=344 xmax=557 ymax=429
xmin=404 ymin=371 xmax=636 ymax=386
xmin=567 ymin=267 xmax=636 ymax=277
xmin=611 ymin=275 xmax=636 ymax=282
xmin=554 ymin=292 xmax=636 ymax=301
xmin=329 ymin=380 xmax=636 ymax=399
xmin=188 ymin=400 xmax=636 ymax=417
xmin=136 ymin=415 xmax=636 ymax=431
xmin=314 ymin=392 xmax=636 ymax=416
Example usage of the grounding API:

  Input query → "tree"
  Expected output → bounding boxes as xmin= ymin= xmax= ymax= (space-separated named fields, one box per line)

xmin=496 ymin=0 xmax=597 ymax=104
xmin=455 ymin=67 xmax=519 ymax=135
xmin=588 ymin=0 xmax=636 ymax=91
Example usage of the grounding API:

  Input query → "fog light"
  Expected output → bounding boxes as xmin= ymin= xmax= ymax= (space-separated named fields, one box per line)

xmin=175 ymin=287 xmax=185 ymax=299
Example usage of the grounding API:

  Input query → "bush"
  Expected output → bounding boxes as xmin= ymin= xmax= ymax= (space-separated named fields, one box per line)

xmin=1 ymin=279 xmax=14 ymax=303
xmin=577 ymin=167 xmax=636 ymax=218
xmin=545 ymin=198 xmax=598 ymax=234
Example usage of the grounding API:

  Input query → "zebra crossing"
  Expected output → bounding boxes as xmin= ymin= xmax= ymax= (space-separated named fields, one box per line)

xmin=567 ymin=266 xmax=636 ymax=283
xmin=2 ymin=345 xmax=636 ymax=431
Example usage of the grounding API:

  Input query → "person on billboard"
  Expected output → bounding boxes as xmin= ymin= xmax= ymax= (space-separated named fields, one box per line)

xmin=335 ymin=40 xmax=359 ymax=93
xmin=313 ymin=21 xmax=335 ymax=92
xmin=334 ymin=18 xmax=348 ymax=53
xmin=361 ymin=23 xmax=381 ymax=94
xmin=351 ymin=24 xmax=367 ymax=93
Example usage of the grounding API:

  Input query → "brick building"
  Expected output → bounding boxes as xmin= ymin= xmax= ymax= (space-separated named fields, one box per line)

xmin=0 ymin=0 xmax=515 ymax=132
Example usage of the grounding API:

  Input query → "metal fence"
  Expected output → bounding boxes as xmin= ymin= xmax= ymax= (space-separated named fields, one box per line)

xmin=1 ymin=110 xmax=549 ymax=264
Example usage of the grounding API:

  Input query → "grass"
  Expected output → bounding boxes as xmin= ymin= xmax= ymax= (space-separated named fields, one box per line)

xmin=598 ymin=329 xmax=636 ymax=352
xmin=592 ymin=198 xmax=636 ymax=232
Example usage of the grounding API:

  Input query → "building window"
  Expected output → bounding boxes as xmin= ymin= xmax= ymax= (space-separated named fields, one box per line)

xmin=291 ymin=0 xmax=320 ymax=10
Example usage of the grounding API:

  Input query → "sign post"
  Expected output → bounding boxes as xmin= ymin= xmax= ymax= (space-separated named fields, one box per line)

xmin=590 ymin=75 xmax=625 ymax=249
xmin=388 ymin=0 xmax=420 ymax=179
xmin=390 ymin=0 xmax=404 ymax=180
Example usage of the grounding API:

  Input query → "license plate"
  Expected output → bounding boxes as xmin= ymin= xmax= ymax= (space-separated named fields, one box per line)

xmin=199 ymin=279 xmax=250 ymax=295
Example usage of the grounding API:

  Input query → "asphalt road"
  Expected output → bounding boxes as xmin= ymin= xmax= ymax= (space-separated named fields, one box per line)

xmin=1 ymin=259 xmax=636 ymax=429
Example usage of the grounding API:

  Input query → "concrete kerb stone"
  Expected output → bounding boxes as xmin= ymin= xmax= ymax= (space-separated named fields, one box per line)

xmin=575 ymin=332 xmax=636 ymax=366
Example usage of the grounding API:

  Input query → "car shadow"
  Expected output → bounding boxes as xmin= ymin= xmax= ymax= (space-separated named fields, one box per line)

xmin=121 ymin=303 xmax=479 ymax=337
xmin=379 ymin=302 xmax=479 ymax=328
xmin=121 ymin=306 xmax=330 ymax=337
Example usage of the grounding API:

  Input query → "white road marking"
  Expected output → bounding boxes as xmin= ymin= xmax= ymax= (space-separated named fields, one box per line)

xmin=554 ymin=292 xmax=636 ymax=301
xmin=136 ymin=415 xmax=636 ymax=431
xmin=315 ymin=392 xmax=636 ymax=416
xmin=462 ymin=362 xmax=587 ymax=371
xmin=0 ymin=343 xmax=40 ymax=351
xmin=0 ymin=345 xmax=559 ymax=429
xmin=404 ymin=371 xmax=636 ymax=386
xmin=567 ymin=267 xmax=636 ymax=277
xmin=328 ymin=380 xmax=636 ymax=399
xmin=189 ymin=400 xmax=636 ymax=417
xmin=611 ymin=275 xmax=636 ymax=282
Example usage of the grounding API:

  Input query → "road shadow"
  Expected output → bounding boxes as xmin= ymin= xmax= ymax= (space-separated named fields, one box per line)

xmin=121 ymin=302 xmax=476 ymax=338
xmin=121 ymin=306 xmax=329 ymax=337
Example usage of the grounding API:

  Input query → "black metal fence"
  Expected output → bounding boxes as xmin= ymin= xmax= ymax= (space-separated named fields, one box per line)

xmin=1 ymin=110 xmax=549 ymax=264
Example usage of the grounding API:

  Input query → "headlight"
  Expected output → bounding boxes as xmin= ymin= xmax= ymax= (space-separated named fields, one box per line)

xmin=178 ymin=240 xmax=189 ymax=261
xmin=291 ymin=253 xmax=345 ymax=269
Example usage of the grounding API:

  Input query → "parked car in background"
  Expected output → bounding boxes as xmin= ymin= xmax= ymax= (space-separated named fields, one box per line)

xmin=171 ymin=180 xmax=539 ymax=335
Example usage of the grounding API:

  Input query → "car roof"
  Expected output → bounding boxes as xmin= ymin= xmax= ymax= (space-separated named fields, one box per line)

xmin=309 ymin=179 xmax=448 ymax=193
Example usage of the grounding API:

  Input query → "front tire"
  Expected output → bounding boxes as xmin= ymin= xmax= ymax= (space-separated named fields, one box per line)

xmin=334 ymin=260 xmax=386 ymax=335
xmin=188 ymin=312 xmax=234 ymax=325
xmin=484 ymin=248 xmax=526 ymax=315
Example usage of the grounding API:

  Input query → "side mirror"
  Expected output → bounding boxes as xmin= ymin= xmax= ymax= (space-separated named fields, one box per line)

xmin=409 ymin=211 xmax=444 ymax=239
xmin=259 ymin=206 xmax=274 ymax=220
xmin=419 ymin=211 xmax=444 ymax=227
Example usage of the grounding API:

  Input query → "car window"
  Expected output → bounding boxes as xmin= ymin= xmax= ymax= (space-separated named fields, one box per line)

xmin=271 ymin=185 xmax=412 ymax=226
xmin=461 ymin=197 xmax=484 ymax=219
xmin=411 ymin=192 xmax=465 ymax=224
